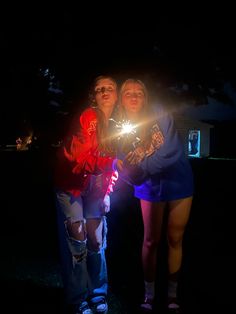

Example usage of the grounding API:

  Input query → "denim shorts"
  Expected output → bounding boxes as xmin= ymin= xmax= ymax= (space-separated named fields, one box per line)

xmin=55 ymin=174 xmax=108 ymax=222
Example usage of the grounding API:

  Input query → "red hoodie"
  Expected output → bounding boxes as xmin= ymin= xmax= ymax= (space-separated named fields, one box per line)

xmin=54 ymin=107 xmax=117 ymax=197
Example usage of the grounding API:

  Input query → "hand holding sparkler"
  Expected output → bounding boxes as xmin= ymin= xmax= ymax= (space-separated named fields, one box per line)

xmin=124 ymin=145 xmax=146 ymax=165
xmin=117 ymin=151 xmax=147 ymax=186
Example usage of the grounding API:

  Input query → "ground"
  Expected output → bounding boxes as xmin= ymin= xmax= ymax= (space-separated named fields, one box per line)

xmin=1 ymin=151 xmax=235 ymax=313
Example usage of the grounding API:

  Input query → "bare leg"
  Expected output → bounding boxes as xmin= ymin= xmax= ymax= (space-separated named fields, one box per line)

xmin=140 ymin=200 xmax=166 ymax=310
xmin=167 ymin=196 xmax=193 ymax=308
xmin=141 ymin=200 xmax=166 ymax=281
xmin=167 ymin=196 xmax=192 ymax=274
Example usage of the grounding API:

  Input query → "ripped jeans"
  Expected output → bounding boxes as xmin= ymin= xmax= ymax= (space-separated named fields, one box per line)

xmin=55 ymin=176 xmax=109 ymax=305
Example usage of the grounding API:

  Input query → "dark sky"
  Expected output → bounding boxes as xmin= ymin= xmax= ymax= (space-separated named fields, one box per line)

xmin=2 ymin=8 xmax=235 ymax=82
xmin=1 ymin=7 xmax=236 ymax=142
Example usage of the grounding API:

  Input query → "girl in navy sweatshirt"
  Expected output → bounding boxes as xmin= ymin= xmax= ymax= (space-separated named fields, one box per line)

xmin=116 ymin=78 xmax=194 ymax=313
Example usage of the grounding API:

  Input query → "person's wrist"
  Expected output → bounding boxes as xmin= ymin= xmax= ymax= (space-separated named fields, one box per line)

xmin=112 ymin=158 xmax=118 ymax=171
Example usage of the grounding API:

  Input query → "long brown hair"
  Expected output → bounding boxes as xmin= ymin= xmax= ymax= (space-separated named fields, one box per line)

xmin=89 ymin=75 xmax=118 ymax=153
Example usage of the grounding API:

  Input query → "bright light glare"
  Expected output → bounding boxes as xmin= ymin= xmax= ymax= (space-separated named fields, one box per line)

xmin=120 ymin=121 xmax=136 ymax=135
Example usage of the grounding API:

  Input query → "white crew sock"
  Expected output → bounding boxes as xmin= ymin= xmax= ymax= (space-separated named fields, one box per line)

xmin=168 ymin=279 xmax=178 ymax=299
xmin=144 ymin=280 xmax=155 ymax=300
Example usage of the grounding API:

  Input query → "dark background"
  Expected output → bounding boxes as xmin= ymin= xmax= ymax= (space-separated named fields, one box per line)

xmin=1 ymin=149 xmax=235 ymax=313
xmin=1 ymin=7 xmax=235 ymax=314
xmin=1 ymin=9 xmax=236 ymax=156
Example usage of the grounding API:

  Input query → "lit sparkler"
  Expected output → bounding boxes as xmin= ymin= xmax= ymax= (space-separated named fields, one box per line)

xmin=109 ymin=119 xmax=137 ymax=139
xmin=109 ymin=118 xmax=141 ymax=151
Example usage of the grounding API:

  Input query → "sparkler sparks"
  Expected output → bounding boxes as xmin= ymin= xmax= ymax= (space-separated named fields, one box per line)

xmin=109 ymin=118 xmax=142 ymax=152
xmin=109 ymin=119 xmax=137 ymax=139
xmin=119 ymin=120 xmax=136 ymax=136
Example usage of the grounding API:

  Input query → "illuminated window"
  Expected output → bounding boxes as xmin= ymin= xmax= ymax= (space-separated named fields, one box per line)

xmin=188 ymin=130 xmax=200 ymax=157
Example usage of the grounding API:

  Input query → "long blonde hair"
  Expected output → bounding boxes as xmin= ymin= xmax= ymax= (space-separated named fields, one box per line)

xmin=115 ymin=78 xmax=154 ymax=143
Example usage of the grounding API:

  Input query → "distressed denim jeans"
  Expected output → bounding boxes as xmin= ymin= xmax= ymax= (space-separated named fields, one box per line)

xmin=55 ymin=189 xmax=108 ymax=305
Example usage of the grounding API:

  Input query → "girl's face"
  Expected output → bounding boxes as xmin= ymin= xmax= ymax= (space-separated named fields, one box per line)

xmin=94 ymin=78 xmax=117 ymax=111
xmin=121 ymin=82 xmax=145 ymax=119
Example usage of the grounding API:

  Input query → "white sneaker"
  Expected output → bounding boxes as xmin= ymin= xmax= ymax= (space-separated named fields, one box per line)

xmin=140 ymin=296 xmax=153 ymax=312
xmin=91 ymin=296 xmax=108 ymax=314
xmin=75 ymin=302 xmax=93 ymax=314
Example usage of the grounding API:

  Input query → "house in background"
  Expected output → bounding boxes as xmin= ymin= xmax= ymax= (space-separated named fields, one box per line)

xmin=173 ymin=114 xmax=214 ymax=158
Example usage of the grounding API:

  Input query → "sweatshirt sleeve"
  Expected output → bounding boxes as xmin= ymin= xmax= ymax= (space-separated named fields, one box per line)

xmin=139 ymin=107 xmax=183 ymax=176
xmin=64 ymin=108 xmax=115 ymax=175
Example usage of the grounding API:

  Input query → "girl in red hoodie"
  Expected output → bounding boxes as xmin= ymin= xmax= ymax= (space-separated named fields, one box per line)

xmin=54 ymin=76 xmax=120 ymax=314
